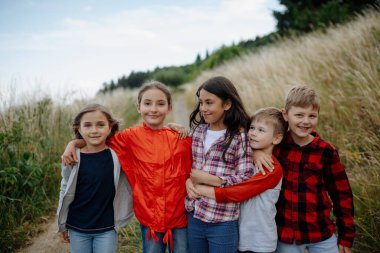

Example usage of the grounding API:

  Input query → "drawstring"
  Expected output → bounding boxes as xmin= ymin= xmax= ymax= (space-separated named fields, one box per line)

xmin=163 ymin=228 xmax=173 ymax=251
xmin=146 ymin=227 xmax=174 ymax=251
xmin=147 ymin=228 xmax=159 ymax=242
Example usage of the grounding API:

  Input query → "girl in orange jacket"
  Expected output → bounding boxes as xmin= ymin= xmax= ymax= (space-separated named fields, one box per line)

xmin=62 ymin=81 xmax=192 ymax=253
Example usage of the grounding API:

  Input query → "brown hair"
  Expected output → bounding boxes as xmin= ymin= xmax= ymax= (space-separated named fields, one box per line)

xmin=251 ymin=107 xmax=288 ymax=136
xmin=72 ymin=104 xmax=119 ymax=139
xmin=137 ymin=80 xmax=172 ymax=106
xmin=284 ymin=85 xmax=320 ymax=111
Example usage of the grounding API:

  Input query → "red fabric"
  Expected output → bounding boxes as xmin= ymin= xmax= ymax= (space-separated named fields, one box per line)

xmin=108 ymin=123 xmax=192 ymax=237
xmin=274 ymin=131 xmax=355 ymax=247
xmin=214 ymin=155 xmax=282 ymax=203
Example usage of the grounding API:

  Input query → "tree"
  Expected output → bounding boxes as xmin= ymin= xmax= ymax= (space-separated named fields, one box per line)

xmin=274 ymin=0 xmax=378 ymax=35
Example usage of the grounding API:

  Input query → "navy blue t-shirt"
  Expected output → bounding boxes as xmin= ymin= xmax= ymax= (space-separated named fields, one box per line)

xmin=66 ymin=149 xmax=115 ymax=233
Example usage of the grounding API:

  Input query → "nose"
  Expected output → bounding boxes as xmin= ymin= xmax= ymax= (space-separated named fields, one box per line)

xmin=303 ymin=116 xmax=310 ymax=124
xmin=150 ymin=104 xmax=158 ymax=112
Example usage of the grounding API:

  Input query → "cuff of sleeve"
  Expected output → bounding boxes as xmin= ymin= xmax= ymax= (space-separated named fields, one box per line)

xmin=338 ymin=237 xmax=354 ymax=248
xmin=217 ymin=176 xmax=228 ymax=186
xmin=214 ymin=187 xmax=228 ymax=203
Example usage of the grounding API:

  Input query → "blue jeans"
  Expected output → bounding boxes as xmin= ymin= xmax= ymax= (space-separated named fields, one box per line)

xmin=140 ymin=225 xmax=188 ymax=253
xmin=276 ymin=234 xmax=338 ymax=253
xmin=187 ymin=212 xmax=238 ymax=253
xmin=68 ymin=229 xmax=117 ymax=253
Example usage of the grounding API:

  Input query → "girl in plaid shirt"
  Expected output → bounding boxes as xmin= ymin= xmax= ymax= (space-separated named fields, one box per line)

xmin=185 ymin=76 xmax=254 ymax=253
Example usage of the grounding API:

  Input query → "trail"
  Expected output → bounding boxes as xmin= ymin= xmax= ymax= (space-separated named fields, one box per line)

xmin=16 ymin=90 xmax=191 ymax=253
xmin=16 ymin=215 xmax=69 ymax=253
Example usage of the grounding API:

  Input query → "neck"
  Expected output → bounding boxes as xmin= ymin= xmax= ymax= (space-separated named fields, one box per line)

xmin=256 ymin=145 xmax=274 ymax=157
xmin=81 ymin=144 xmax=106 ymax=153
xmin=292 ymin=133 xmax=314 ymax=147
xmin=209 ymin=123 xmax=227 ymax=131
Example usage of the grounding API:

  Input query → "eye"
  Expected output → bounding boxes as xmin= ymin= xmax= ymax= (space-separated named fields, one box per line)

xmin=249 ymin=126 xmax=255 ymax=130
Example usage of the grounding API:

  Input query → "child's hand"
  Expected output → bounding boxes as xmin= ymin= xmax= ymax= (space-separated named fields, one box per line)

xmin=186 ymin=178 xmax=201 ymax=199
xmin=252 ymin=150 xmax=274 ymax=175
xmin=58 ymin=230 xmax=70 ymax=243
xmin=339 ymin=245 xmax=351 ymax=253
xmin=167 ymin=123 xmax=189 ymax=139
xmin=195 ymin=184 xmax=216 ymax=200
xmin=61 ymin=140 xmax=79 ymax=166
xmin=190 ymin=169 xmax=222 ymax=186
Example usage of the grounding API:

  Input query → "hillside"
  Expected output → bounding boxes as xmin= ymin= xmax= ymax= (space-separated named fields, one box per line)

xmin=2 ymin=8 xmax=379 ymax=253
xmin=183 ymin=10 xmax=380 ymax=252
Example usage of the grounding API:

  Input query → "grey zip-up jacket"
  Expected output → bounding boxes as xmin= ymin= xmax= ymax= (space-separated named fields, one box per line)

xmin=57 ymin=147 xmax=133 ymax=232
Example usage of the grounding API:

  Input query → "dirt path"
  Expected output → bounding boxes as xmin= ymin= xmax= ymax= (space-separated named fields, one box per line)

xmin=172 ymin=89 xmax=191 ymax=126
xmin=17 ymin=216 xmax=69 ymax=253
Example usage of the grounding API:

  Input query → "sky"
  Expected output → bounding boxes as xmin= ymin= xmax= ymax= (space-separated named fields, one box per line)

xmin=0 ymin=0 xmax=284 ymax=100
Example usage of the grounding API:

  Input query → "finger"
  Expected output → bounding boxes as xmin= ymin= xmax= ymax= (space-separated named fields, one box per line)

xmin=255 ymin=162 xmax=266 ymax=175
xmin=255 ymin=163 xmax=266 ymax=175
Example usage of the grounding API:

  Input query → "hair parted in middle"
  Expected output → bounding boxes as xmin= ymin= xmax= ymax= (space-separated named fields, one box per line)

xmin=72 ymin=103 xmax=119 ymax=140
xmin=251 ymin=107 xmax=288 ymax=137
xmin=189 ymin=76 xmax=251 ymax=161
xmin=137 ymin=80 xmax=172 ymax=106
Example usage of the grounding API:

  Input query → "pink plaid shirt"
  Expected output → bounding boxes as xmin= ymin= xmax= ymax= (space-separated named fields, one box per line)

xmin=185 ymin=124 xmax=254 ymax=223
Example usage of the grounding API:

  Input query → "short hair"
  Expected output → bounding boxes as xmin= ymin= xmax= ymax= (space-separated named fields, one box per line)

xmin=251 ymin=107 xmax=288 ymax=136
xmin=72 ymin=104 xmax=119 ymax=140
xmin=137 ymin=80 xmax=172 ymax=106
xmin=284 ymin=85 xmax=320 ymax=111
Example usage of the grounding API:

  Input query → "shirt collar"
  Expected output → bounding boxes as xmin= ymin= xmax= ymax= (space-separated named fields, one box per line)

xmin=284 ymin=130 xmax=321 ymax=148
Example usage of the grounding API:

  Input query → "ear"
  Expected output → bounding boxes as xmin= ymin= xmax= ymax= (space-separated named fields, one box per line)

xmin=136 ymin=103 xmax=141 ymax=114
xmin=223 ymin=99 xmax=232 ymax=111
xmin=168 ymin=104 xmax=173 ymax=113
xmin=282 ymin=108 xmax=288 ymax=122
xmin=273 ymin=134 xmax=283 ymax=145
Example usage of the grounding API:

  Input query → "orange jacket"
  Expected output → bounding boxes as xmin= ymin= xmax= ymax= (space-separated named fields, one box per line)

xmin=108 ymin=123 xmax=192 ymax=246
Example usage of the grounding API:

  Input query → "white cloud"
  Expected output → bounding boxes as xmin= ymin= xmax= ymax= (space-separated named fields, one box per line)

xmin=0 ymin=0 xmax=278 ymax=98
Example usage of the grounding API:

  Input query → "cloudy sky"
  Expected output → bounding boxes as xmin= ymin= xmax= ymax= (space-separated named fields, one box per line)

xmin=0 ymin=0 xmax=284 ymax=99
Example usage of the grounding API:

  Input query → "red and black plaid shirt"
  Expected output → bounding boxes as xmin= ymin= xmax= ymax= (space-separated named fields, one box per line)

xmin=273 ymin=131 xmax=355 ymax=247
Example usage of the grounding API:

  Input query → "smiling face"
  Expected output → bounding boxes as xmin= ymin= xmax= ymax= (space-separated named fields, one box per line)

xmin=78 ymin=110 xmax=112 ymax=152
xmin=198 ymin=88 xmax=231 ymax=130
xmin=283 ymin=105 xmax=319 ymax=146
xmin=248 ymin=119 xmax=282 ymax=155
xmin=137 ymin=88 xmax=172 ymax=130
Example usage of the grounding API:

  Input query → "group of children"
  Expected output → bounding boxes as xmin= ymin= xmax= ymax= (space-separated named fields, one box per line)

xmin=58 ymin=76 xmax=355 ymax=253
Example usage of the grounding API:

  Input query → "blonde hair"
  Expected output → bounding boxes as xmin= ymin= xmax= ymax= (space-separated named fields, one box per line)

xmin=251 ymin=107 xmax=288 ymax=136
xmin=72 ymin=104 xmax=119 ymax=140
xmin=284 ymin=85 xmax=320 ymax=111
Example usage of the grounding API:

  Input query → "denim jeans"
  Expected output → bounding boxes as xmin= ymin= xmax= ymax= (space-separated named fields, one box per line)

xmin=276 ymin=234 xmax=338 ymax=253
xmin=68 ymin=229 xmax=117 ymax=253
xmin=140 ymin=225 xmax=188 ymax=253
xmin=187 ymin=212 xmax=239 ymax=253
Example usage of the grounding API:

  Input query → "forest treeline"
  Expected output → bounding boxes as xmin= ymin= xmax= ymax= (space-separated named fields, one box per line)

xmin=99 ymin=0 xmax=378 ymax=93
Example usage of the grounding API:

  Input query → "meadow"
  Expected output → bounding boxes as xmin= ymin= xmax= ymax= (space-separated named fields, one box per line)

xmin=1 ymin=9 xmax=379 ymax=253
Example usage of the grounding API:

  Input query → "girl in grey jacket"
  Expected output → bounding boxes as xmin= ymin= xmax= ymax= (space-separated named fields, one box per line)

xmin=57 ymin=104 xmax=133 ymax=253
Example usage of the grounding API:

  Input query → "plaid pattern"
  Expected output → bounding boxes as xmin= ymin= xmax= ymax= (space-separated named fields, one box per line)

xmin=274 ymin=131 xmax=355 ymax=247
xmin=186 ymin=124 xmax=254 ymax=223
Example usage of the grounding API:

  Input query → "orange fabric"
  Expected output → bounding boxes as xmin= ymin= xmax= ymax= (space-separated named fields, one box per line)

xmin=214 ymin=155 xmax=282 ymax=203
xmin=108 ymin=123 xmax=192 ymax=238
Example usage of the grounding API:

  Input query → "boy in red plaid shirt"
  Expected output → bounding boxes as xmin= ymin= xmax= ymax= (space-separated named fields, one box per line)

xmin=255 ymin=85 xmax=355 ymax=253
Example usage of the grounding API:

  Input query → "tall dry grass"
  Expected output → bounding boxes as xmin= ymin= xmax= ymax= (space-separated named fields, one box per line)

xmin=185 ymin=9 xmax=380 ymax=252
xmin=0 ymin=88 xmax=138 ymax=252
